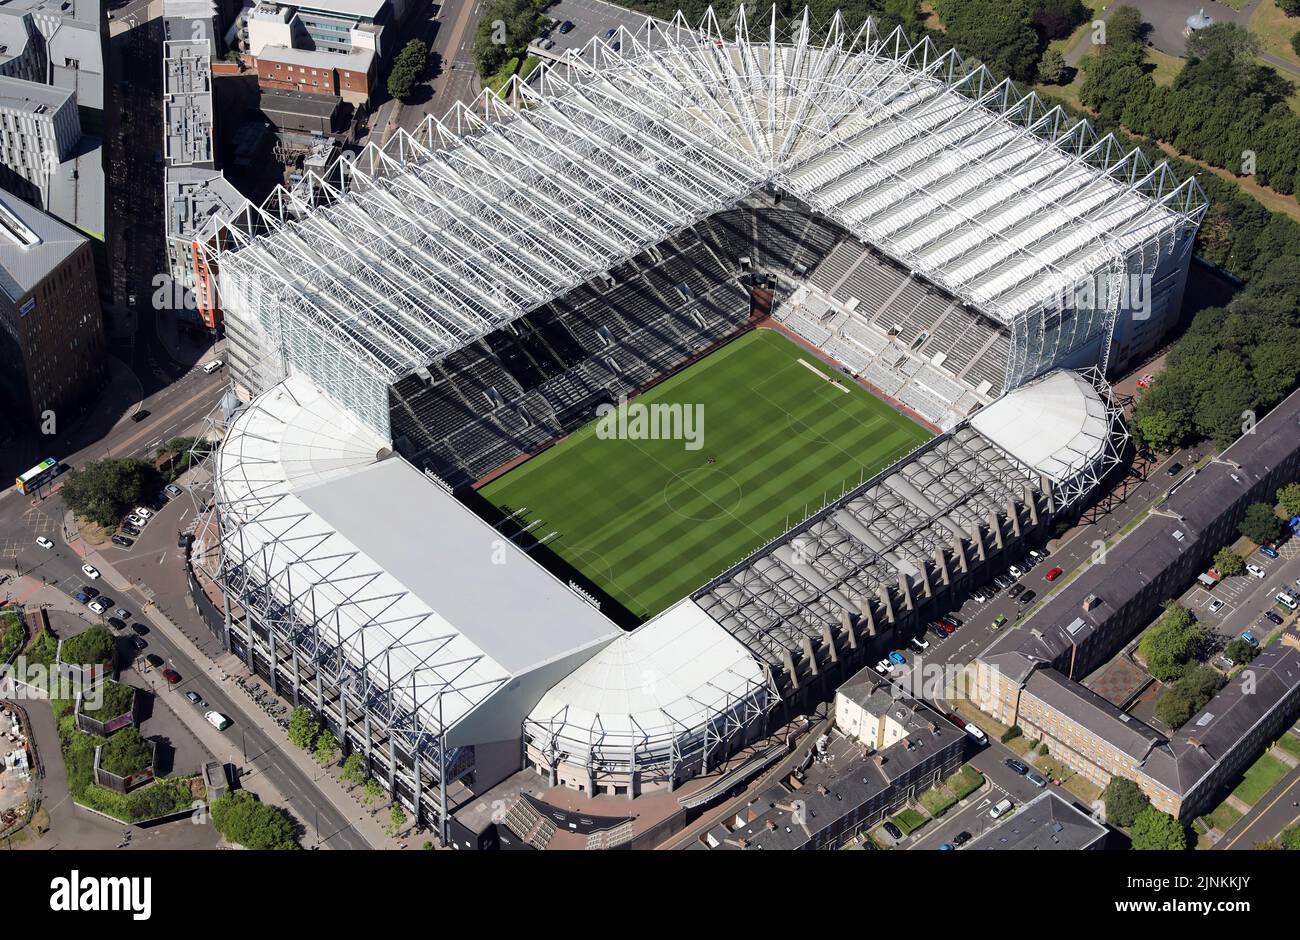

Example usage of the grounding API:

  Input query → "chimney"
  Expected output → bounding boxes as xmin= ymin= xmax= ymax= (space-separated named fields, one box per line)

xmin=1082 ymin=593 xmax=1101 ymax=612
xmin=765 ymin=819 xmax=777 ymax=831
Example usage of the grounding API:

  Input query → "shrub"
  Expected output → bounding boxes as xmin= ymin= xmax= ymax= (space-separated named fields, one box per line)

xmin=60 ymin=626 xmax=114 ymax=667
xmin=211 ymin=790 xmax=298 ymax=850
xmin=1103 ymin=776 xmax=1150 ymax=827
xmin=1000 ymin=724 xmax=1022 ymax=743
xmin=98 ymin=726 xmax=152 ymax=777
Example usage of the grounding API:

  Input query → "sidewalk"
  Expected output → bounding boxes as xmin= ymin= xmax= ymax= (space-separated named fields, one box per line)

xmin=83 ymin=551 xmax=400 ymax=848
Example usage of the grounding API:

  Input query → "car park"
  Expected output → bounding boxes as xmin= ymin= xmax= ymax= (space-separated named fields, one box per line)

xmin=1004 ymin=757 xmax=1028 ymax=775
xmin=882 ymin=821 xmax=903 ymax=840
xmin=165 ymin=484 xmax=183 ymax=498
xmin=910 ymin=635 xmax=929 ymax=652
xmin=1007 ymin=583 xmax=1025 ymax=599
xmin=111 ymin=535 xmax=134 ymax=548
xmin=1246 ymin=563 xmax=1267 ymax=579
xmin=1044 ymin=566 xmax=1063 ymax=581
xmin=81 ymin=564 xmax=100 ymax=579
xmin=888 ymin=651 xmax=906 ymax=665
xmin=1017 ymin=590 xmax=1037 ymax=605
xmin=35 ymin=536 xmax=54 ymax=549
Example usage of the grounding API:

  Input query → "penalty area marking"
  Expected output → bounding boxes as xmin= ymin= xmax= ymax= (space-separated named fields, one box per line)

xmin=797 ymin=357 xmax=850 ymax=393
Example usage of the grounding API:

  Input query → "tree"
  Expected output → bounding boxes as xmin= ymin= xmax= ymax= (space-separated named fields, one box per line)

xmin=287 ymin=706 xmax=321 ymax=750
xmin=1283 ymin=824 xmax=1300 ymax=850
xmin=1277 ymin=483 xmax=1300 ymax=519
xmin=342 ymin=752 xmax=366 ymax=788
xmin=387 ymin=804 xmax=407 ymax=837
xmin=1103 ymin=776 xmax=1149 ymax=827
xmin=1155 ymin=685 xmax=1196 ymax=729
xmin=1138 ymin=604 xmax=1206 ymax=681
xmin=1156 ymin=665 xmax=1226 ymax=729
xmin=1239 ymin=503 xmax=1284 ymax=545
xmin=1223 ymin=638 xmax=1257 ymax=665
xmin=1037 ymin=47 xmax=1069 ymax=85
xmin=210 ymin=791 xmax=298 ymax=849
xmin=1104 ymin=6 xmax=1146 ymax=50
xmin=933 ymin=0 xmax=1043 ymax=82
xmin=60 ymin=626 xmax=114 ymax=666
xmin=362 ymin=778 xmax=385 ymax=807
xmin=314 ymin=729 xmax=340 ymax=766
xmin=1212 ymin=547 xmax=1244 ymax=577
xmin=1130 ymin=806 xmax=1187 ymax=850
xmin=387 ymin=39 xmax=428 ymax=101
xmin=59 ymin=458 xmax=161 ymax=529
xmin=473 ymin=0 xmax=546 ymax=79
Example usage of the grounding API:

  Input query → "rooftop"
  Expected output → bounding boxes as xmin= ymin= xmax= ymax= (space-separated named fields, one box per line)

xmin=966 ymin=790 xmax=1108 ymax=850
xmin=0 ymin=74 xmax=72 ymax=114
xmin=0 ymin=188 xmax=86 ymax=302
xmin=166 ymin=166 xmax=248 ymax=240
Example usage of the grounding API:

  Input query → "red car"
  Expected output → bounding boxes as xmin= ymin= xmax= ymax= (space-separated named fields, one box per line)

xmin=944 ymin=713 xmax=966 ymax=729
xmin=933 ymin=620 xmax=956 ymax=633
xmin=1044 ymin=566 xmax=1064 ymax=582
xmin=161 ymin=668 xmax=182 ymax=684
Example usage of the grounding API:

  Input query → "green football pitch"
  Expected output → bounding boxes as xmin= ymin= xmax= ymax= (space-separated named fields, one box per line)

xmin=479 ymin=329 xmax=933 ymax=621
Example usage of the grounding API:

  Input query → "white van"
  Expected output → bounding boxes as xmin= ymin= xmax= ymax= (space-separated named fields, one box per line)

xmin=964 ymin=724 xmax=988 ymax=746
xmin=205 ymin=710 xmax=232 ymax=731
xmin=202 ymin=359 xmax=224 ymax=375
xmin=989 ymin=798 xmax=1013 ymax=819
xmin=1277 ymin=592 xmax=1298 ymax=611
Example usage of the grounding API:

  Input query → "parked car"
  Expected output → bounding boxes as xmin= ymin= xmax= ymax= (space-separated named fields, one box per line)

xmin=558 ymin=20 xmax=574 ymax=33
xmin=875 ymin=659 xmax=895 ymax=675
xmin=122 ymin=524 xmax=141 ymax=536
xmin=107 ymin=617 xmax=127 ymax=632
xmin=1265 ymin=611 xmax=1284 ymax=625
xmin=1027 ymin=549 xmax=1046 ymax=563
xmin=991 ymin=614 xmax=1008 ymax=630
xmin=1208 ymin=598 xmax=1226 ymax=614
xmin=910 ymin=635 xmax=930 ymax=652
xmin=178 ymin=532 xmax=195 ymax=549
xmin=114 ymin=608 xmax=130 ymax=620
xmin=130 ymin=409 xmax=150 ymax=423
xmin=111 ymin=535 xmax=134 ymax=548
xmin=929 ymin=623 xmax=949 ymax=641
xmin=202 ymin=359 xmax=224 ymax=375
xmin=161 ymin=668 xmax=181 ymax=684
xmin=126 ymin=514 xmax=147 ymax=528
xmin=1008 ymin=563 xmax=1025 ymax=579
xmin=1246 ymin=563 xmax=1267 ymax=579
xmin=941 ymin=614 xmax=962 ymax=628
xmin=951 ymin=831 xmax=971 ymax=846
xmin=35 ymin=536 xmax=54 ymax=549
xmin=1004 ymin=757 xmax=1029 ymax=775
xmin=1007 ymin=583 xmax=1025 ymax=598
xmin=964 ymin=724 xmax=988 ymax=746
xmin=1044 ymin=566 xmax=1064 ymax=582
xmin=135 ymin=639 xmax=150 ymax=652
xmin=81 ymin=563 xmax=100 ymax=579
xmin=936 ymin=620 xmax=955 ymax=633
xmin=940 ymin=842 xmax=954 ymax=851
xmin=1017 ymin=590 xmax=1037 ymax=605
xmin=1240 ymin=631 xmax=1259 ymax=647
xmin=145 ymin=653 xmax=163 ymax=667
xmin=134 ymin=507 xmax=154 ymax=520
xmin=969 ymin=588 xmax=989 ymax=603
xmin=992 ymin=573 xmax=1013 ymax=590
xmin=888 ymin=651 xmax=906 ymax=665
xmin=185 ymin=691 xmax=202 ymax=705
xmin=944 ymin=713 xmax=966 ymax=728
xmin=88 ymin=597 xmax=114 ymax=614
xmin=882 ymin=821 xmax=903 ymax=840
xmin=205 ymin=711 xmax=232 ymax=731
xmin=165 ymin=484 xmax=183 ymax=498
xmin=539 ymin=37 xmax=554 ymax=49
xmin=1025 ymin=770 xmax=1048 ymax=788
xmin=989 ymin=798 xmax=1013 ymax=819
xmin=73 ymin=590 xmax=91 ymax=605
xmin=130 ymin=623 xmax=149 ymax=637
xmin=1165 ymin=461 xmax=1183 ymax=477
xmin=1276 ymin=592 xmax=1298 ymax=611
xmin=605 ymin=27 xmax=616 ymax=37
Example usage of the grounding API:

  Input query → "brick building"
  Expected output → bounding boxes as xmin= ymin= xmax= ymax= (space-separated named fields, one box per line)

xmin=252 ymin=43 xmax=374 ymax=104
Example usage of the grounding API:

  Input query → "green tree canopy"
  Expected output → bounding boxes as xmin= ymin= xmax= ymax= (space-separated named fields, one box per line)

xmin=287 ymin=706 xmax=321 ymax=750
xmin=1139 ymin=604 xmax=1205 ymax=681
xmin=60 ymin=626 xmax=114 ymax=667
xmin=1212 ymin=547 xmax=1244 ymax=577
xmin=60 ymin=458 xmax=161 ymax=529
xmin=211 ymin=791 xmax=298 ymax=849
xmin=1223 ymin=638 xmax=1257 ymax=665
xmin=1102 ymin=776 xmax=1149 ymax=827
xmin=1277 ymin=483 xmax=1300 ymax=519
xmin=1130 ymin=806 xmax=1188 ymax=850
xmin=387 ymin=38 xmax=428 ymax=101
xmin=1239 ymin=503 xmax=1284 ymax=545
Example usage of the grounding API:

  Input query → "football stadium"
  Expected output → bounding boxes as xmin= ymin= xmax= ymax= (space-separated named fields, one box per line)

xmin=200 ymin=8 xmax=1206 ymax=844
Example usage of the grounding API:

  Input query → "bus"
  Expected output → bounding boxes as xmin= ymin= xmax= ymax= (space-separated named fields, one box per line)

xmin=15 ymin=457 xmax=60 ymax=495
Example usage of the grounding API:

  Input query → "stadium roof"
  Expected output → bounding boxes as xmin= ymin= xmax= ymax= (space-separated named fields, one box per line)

xmin=214 ymin=6 xmax=1205 ymax=387
xmin=969 ymin=369 xmax=1110 ymax=482
xmin=214 ymin=374 xmax=620 ymax=737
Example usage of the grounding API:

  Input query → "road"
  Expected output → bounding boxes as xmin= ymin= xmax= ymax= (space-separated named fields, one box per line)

xmin=1218 ymin=760 xmax=1300 ymax=850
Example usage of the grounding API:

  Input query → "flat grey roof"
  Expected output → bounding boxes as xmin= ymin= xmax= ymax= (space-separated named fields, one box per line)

xmin=0 ymin=189 xmax=85 ymax=302
xmin=0 ymin=74 xmax=72 ymax=113
xmin=967 ymin=790 xmax=1107 ymax=850
xmin=295 ymin=456 xmax=620 ymax=675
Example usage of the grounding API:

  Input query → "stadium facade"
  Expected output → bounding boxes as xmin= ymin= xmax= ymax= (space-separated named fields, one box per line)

xmin=200 ymin=8 xmax=1205 ymax=840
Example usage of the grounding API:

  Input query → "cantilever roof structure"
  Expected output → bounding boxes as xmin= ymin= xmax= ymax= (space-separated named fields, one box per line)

xmin=212 ymin=6 xmax=1205 ymax=436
